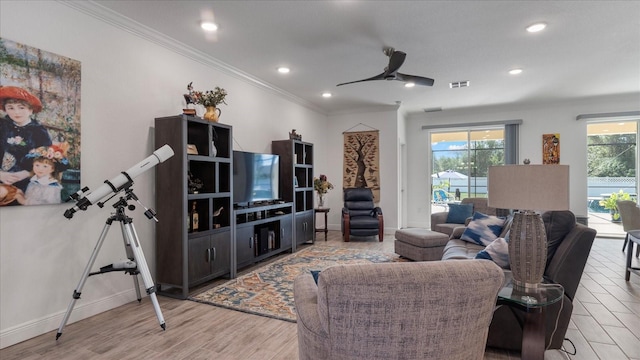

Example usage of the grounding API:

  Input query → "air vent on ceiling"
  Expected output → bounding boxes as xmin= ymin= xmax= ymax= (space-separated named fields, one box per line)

xmin=423 ymin=107 xmax=443 ymax=113
xmin=449 ymin=81 xmax=470 ymax=88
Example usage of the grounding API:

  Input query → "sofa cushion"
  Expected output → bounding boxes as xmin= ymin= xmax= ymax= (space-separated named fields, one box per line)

xmin=442 ymin=239 xmax=485 ymax=259
xmin=460 ymin=212 xmax=506 ymax=246
xmin=445 ymin=203 xmax=474 ymax=224
xmin=542 ymin=211 xmax=576 ymax=267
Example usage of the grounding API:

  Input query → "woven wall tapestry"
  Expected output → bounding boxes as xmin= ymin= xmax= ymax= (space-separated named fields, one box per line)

xmin=343 ymin=130 xmax=380 ymax=201
xmin=542 ymin=133 xmax=560 ymax=164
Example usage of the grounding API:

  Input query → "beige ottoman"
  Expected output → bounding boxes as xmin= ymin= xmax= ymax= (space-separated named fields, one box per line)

xmin=394 ymin=228 xmax=450 ymax=261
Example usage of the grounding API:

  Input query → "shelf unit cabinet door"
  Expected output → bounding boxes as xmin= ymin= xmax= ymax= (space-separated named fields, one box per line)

xmin=295 ymin=211 xmax=314 ymax=246
xmin=235 ymin=225 xmax=255 ymax=268
xmin=210 ymin=231 xmax=230 ymax=277
xmin=280 ymin=215 xmax=293 ymax=250
xmin=188 ymin=234 xmax=212 ymax=284
xmin=302 ymin=211 xmax=314 ymax=243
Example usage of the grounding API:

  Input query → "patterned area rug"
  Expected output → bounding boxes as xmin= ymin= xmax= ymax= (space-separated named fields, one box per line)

xmin=189 ymin=245 xmax=406 ymax=322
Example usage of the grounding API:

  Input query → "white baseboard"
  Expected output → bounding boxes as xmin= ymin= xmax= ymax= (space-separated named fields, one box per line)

xmin=0 ymin=288 xmax=140 ymax=349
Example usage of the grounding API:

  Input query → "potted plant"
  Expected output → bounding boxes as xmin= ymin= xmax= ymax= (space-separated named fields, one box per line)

xmin=313 ymin=174 xmax=334 ymax=208
xmin=599 ymin=190 xmax=633 ymax=222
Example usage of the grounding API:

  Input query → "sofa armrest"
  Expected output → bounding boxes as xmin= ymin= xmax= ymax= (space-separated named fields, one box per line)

xmin=430 ymin=211 xmax=449 ymax=231
xmin=294 ymin=273 xmax=328 ymax=336
xmin=450 ymin=226 xmax=466 ymax=239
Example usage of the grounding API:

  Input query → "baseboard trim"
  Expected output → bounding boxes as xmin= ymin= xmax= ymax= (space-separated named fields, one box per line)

xmin=0 ymin=288 xmax=140 ymax=349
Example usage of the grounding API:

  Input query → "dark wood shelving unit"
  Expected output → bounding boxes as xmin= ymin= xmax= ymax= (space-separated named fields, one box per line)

xmin=154 ymin=115 xmax=232 ymax=299
xmin=272 ymin=139 xmax=315 ymax=245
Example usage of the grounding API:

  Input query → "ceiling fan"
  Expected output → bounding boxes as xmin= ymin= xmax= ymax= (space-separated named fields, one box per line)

xmin=336 ymin=47 xmax=435 ymax=87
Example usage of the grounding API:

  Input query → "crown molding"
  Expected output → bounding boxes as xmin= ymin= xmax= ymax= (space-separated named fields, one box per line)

xmin=59 ymin=0 xmax=326 ymax=115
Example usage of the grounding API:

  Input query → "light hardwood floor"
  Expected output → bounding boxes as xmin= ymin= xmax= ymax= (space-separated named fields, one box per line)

xmin=1 ymin=231 xmax=639 ymax=360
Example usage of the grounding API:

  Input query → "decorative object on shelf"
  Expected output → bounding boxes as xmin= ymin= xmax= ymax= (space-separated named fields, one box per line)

xmin=189 ymin=201 xmax=199 ymax=233
xmin=599 ymin=190 xmax=632 ymax=222
xmin=488 ymin=164 xmax=570 ymax=291
xmin=523 ymin=158 xmax=531 ymax=165
xmin=203 ymin=106 xmax=221 ymax=122
xmin=183 ymin=82 xmax=197 ymax=115
xmin=211 ymin=140 xmax=217 ymax=157
xmin=186 ymin=144 xmax=199 ymax=155
xmin=289 ymin=129 xmax=302 ymax=140
xmin=314 ymin=174 xmax=334 ymax=208
xmin=187 ymin=83 xmax=228 ymax=123
xmin=188 ymin=171 xmax=203 ymax=194
xmin=543 ymin=133 xmax=560 ymax=164
xmin=213 ymin=206 xmax=224 ymax=229
xmin=343 ymin=125 xmax=380 ymax=201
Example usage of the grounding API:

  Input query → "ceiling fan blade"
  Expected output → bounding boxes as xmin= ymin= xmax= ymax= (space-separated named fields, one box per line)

xmin=336 ymin=72 xmax=386 ymax=87
xmin=396 ymin=72 xmax=435 ymax=86
xmin=386 ymin=51 xmax=406 ymax=74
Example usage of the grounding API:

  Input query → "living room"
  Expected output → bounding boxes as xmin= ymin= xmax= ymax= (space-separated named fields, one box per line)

xmin=1 ymin=1 xmax=639 ymax=358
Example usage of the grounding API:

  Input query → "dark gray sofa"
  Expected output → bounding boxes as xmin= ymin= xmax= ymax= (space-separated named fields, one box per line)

xmin=444 ymin=211 xmax=597 ymax=351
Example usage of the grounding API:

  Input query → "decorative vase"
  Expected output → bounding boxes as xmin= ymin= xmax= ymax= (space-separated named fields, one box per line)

xmin=203 ymin=106 xmax=221 ymax=122
xmin=317 ymin=193 xmax=325 ymax=208
xmin=211 ymin=140 xmax=217 ymax=158
xmin=509 ymin=211 xmax=547 ymax=291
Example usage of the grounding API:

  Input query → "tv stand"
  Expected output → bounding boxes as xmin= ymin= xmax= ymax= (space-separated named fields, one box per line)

xmin=233 ymin=202 xmax=294 ymax=273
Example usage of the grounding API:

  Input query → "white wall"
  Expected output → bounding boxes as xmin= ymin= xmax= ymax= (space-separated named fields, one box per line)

xmin=0 ymin=1 xmax=326 ymax=348
xmin=404 ymin=93 xmax=640 ymax=228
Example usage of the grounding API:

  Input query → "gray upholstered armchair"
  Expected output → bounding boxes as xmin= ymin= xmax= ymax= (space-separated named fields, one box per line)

xmin=294 ymin=260 xmax=505 ymax=360
xmin=341 ymin=187 xmax=383 ymax=242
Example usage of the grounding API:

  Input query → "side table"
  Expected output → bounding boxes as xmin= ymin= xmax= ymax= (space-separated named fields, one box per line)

xmin=497 ymin=273 xmax=564 ymax=360
xmin=314 ymin=208 xmax=330 ymax=241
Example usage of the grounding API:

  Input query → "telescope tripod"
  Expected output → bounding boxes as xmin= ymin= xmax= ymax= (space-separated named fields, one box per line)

xmin=56 ymin=191 xmax=166 ymax=340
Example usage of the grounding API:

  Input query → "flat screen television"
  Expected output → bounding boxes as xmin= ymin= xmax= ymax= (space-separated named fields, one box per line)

xmin=233 ymin=151 xmax=280 ymax=205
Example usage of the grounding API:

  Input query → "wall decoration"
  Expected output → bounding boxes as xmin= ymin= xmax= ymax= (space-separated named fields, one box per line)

xmin=542 ymin=133 xmax=560 ymax=164
xmin=343 ymin=129 xmax=380 ymax=201
xmin=0 ymin=38 xmax=81 ymax=206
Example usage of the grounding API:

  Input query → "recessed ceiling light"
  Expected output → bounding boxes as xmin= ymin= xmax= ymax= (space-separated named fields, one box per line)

xmin=322 ymin=92 xmax=332 ymax=98
xmin=509 ymin=69 xmax=523 ymax=75
xmin=277 ymin=67 xmax=290 ymax=74
xmin=201 ymin=21 xmax=218 ymax=32
xmin=526 ymin=22 xmax=547 ymax=33
xmin=404 ymin=82 xmax=415 ymax=88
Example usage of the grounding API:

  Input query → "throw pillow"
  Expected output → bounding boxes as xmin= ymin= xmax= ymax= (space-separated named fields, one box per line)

xmin=475 ymin=234 xmax=510 ymax=268
xmin=460 ymin=212 xmax=506 ymax=246
xmin=310 ymin=270 xmax=321 ymax=284
xmin=446 ymin=203 xmax=474 ymax=224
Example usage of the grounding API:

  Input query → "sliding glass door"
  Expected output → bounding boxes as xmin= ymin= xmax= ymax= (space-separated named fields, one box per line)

xmin=430 ymin=128 xmax=505 ymax=202
xmin=587 ymin=120 xmax=638 ymax=237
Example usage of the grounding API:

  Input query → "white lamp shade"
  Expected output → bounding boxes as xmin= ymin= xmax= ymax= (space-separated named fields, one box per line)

xmin=488 ymin=165 xmax=569 ymax=211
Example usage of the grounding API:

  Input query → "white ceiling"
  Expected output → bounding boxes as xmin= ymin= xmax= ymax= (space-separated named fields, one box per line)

xmin=91 ymin=0 xmax=640 ymax=115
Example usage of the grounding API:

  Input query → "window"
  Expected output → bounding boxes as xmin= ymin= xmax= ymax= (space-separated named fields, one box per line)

xmin=430 ymin=128 xmax=505 ymax=198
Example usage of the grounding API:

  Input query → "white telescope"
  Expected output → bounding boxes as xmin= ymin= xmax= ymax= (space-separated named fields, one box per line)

xmin=64 ymin=144 xmax=174 ymax=219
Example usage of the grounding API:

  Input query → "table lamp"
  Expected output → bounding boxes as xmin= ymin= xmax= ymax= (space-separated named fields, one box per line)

xmin=488 ymin=164 xmax=569 ymax=291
